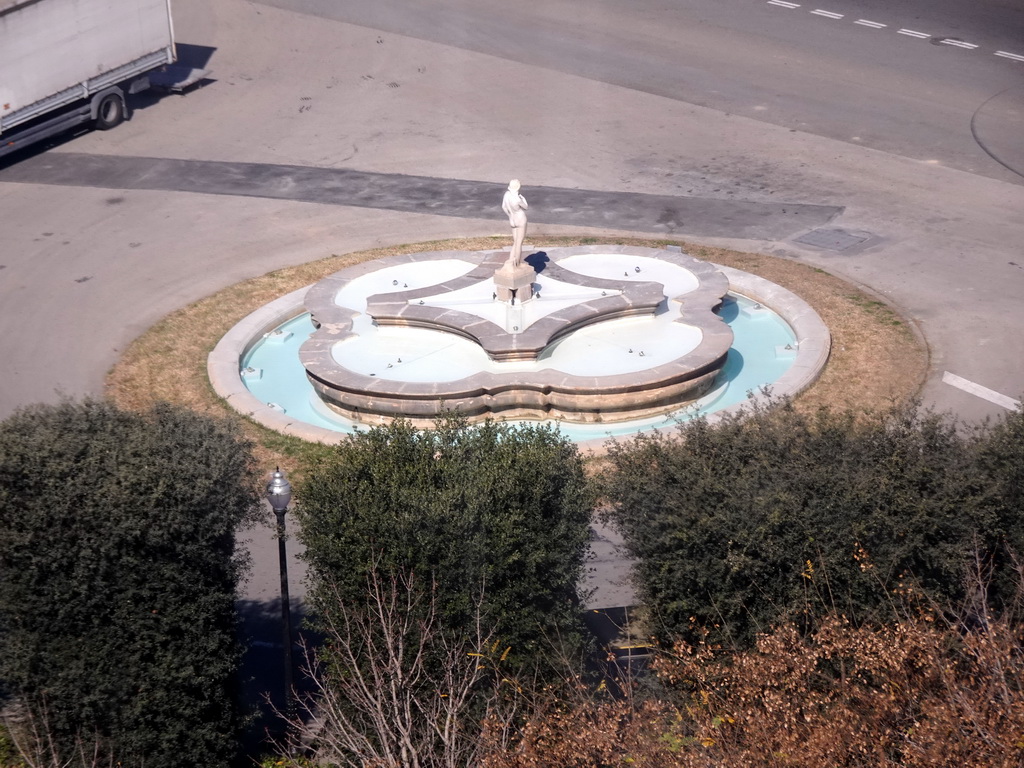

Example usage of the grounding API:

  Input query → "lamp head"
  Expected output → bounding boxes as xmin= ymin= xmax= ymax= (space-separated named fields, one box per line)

xmin=266 ymin=467 xmax=292 ymax=513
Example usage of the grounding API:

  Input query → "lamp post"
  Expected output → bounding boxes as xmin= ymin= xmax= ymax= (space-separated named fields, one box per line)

xmin=266 ymin=468 xmax=294 ymax=719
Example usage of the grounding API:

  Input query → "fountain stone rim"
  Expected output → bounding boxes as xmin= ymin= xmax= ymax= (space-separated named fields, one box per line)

xmin=299 ymin=245 xmax=734 ymax=423
xmin=207 ymin=245 xmax=832 ymax=451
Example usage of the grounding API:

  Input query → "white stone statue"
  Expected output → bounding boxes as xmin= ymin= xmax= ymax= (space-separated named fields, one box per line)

xmin=502 ymin=179 xmax=528 ymax=268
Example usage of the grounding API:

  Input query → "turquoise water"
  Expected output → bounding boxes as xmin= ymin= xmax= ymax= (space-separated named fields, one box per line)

xmin=241 ymin=293 xmax=796 ymax=442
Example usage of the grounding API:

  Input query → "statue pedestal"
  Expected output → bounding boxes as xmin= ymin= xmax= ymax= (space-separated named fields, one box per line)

xmin=494 ymin=260 xmax=536 ymax=303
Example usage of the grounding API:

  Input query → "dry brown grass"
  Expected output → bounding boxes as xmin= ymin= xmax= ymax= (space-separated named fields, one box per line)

xmin=687 ymin=242 xmax=926 ymax=412
xmin=105 ymin=237 xmax=927 ymax=471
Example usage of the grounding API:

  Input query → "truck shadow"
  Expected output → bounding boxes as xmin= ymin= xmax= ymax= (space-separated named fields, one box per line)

xmin=0 ymin=127 xmax=91 ymax=168
xmin=175 ymin=42 xmax=217 ymax=70
xmin=129 ymin=43 xmax=218 ymax=113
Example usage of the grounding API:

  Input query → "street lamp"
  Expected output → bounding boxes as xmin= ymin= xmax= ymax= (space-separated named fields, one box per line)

xmin=266 ymin=467 xmax=294 ymax=719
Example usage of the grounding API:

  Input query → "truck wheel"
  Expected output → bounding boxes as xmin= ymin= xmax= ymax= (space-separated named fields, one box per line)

xmin=95 ymin=93 xmax=125 ymax=130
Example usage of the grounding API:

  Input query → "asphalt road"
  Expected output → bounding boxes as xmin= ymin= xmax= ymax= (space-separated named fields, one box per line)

xmin=253 ymin=0 xmax=1024 ymax=180
xmin=2 ymin=0 xmax=1024 ymax=612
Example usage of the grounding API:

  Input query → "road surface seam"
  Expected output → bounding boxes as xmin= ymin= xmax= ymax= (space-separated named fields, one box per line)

xmin=0 ymin=152 xmax=844 ymax=241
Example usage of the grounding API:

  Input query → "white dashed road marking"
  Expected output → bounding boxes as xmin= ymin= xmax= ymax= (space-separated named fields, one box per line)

xmin=940 ymin=39 xmax=978 ymax=49
xmin=764 ymin=2 xmax=1024 ymax=63
xmin=942 ymin=372 xmax=1021 ymax=411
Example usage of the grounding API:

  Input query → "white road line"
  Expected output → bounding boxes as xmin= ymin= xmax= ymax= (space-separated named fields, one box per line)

xmin=996 ymin=50 xmax=1024 ymax=62
xmin=940 ymin=39 xmax=978 ymax=49
xmin=942 ymin=372 xmax=1021 ymax=411
xmin=769 ymin=5 xmax=996 ymax=58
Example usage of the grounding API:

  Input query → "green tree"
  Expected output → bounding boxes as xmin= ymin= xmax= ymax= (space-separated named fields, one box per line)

xmin=600 ymin=400 xmax=1002 ymax=647
xmin=296 ymin=416 xmax=592 ymax=663
xmin=0 ymin=400 xmax=260 ymax=768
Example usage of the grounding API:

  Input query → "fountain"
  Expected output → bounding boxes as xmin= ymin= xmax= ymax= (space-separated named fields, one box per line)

xmin=209 ymin=181 xmax=830 ymax=448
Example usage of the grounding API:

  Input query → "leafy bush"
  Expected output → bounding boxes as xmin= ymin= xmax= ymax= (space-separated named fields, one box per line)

xmin=0 ymin=400 xmax=260 ymax=768
xmin=601 ymin=400 xmax=1024 ymax=646
xmin=296 ymin=416 xmax=593 ymax=663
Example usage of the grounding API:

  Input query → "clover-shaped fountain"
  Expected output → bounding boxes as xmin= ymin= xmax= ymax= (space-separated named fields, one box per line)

xmin=210 ymin=179 xmax=831 ymax=444
xmin=299 ymin=243 xmax=733 ymax=425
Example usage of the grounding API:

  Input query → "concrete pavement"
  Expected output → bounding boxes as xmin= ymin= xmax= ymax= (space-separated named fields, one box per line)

xmin=2 ymin=0 xmax=1024 ymax=612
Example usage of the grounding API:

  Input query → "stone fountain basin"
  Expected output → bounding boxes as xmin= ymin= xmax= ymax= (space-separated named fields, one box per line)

xmin=300 ymin=245 xmax=734 ymax=425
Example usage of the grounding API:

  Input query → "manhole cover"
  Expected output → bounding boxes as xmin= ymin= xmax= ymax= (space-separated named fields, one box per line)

xmin=794 ymin=228 xmax=870 ymax=251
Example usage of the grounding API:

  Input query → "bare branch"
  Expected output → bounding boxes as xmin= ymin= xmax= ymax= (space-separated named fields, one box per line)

xmin=274 ymin=567 xmax=518 ymax=768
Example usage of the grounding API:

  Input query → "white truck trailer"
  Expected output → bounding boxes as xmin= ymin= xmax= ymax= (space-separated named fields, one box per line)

xmin=0 ymin=0 xmax=179 ymax=158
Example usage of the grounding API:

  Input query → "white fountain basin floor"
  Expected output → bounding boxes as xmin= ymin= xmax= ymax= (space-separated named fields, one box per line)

xmin=336 ymin=312 xmax=701 ymax=382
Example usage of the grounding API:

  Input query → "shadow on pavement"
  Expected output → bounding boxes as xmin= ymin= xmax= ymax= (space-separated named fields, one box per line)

xmin=237 ymin=597 xmax=314 ymax=760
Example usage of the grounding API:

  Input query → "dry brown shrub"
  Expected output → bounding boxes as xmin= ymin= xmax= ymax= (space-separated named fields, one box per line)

xmin=481 ymin=607 xmax=1024 ymax=767
xmin=651 ymin=614 xmax=1024 ymax=768
xmin=479 ymin=696 xmax=679 ymax=768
